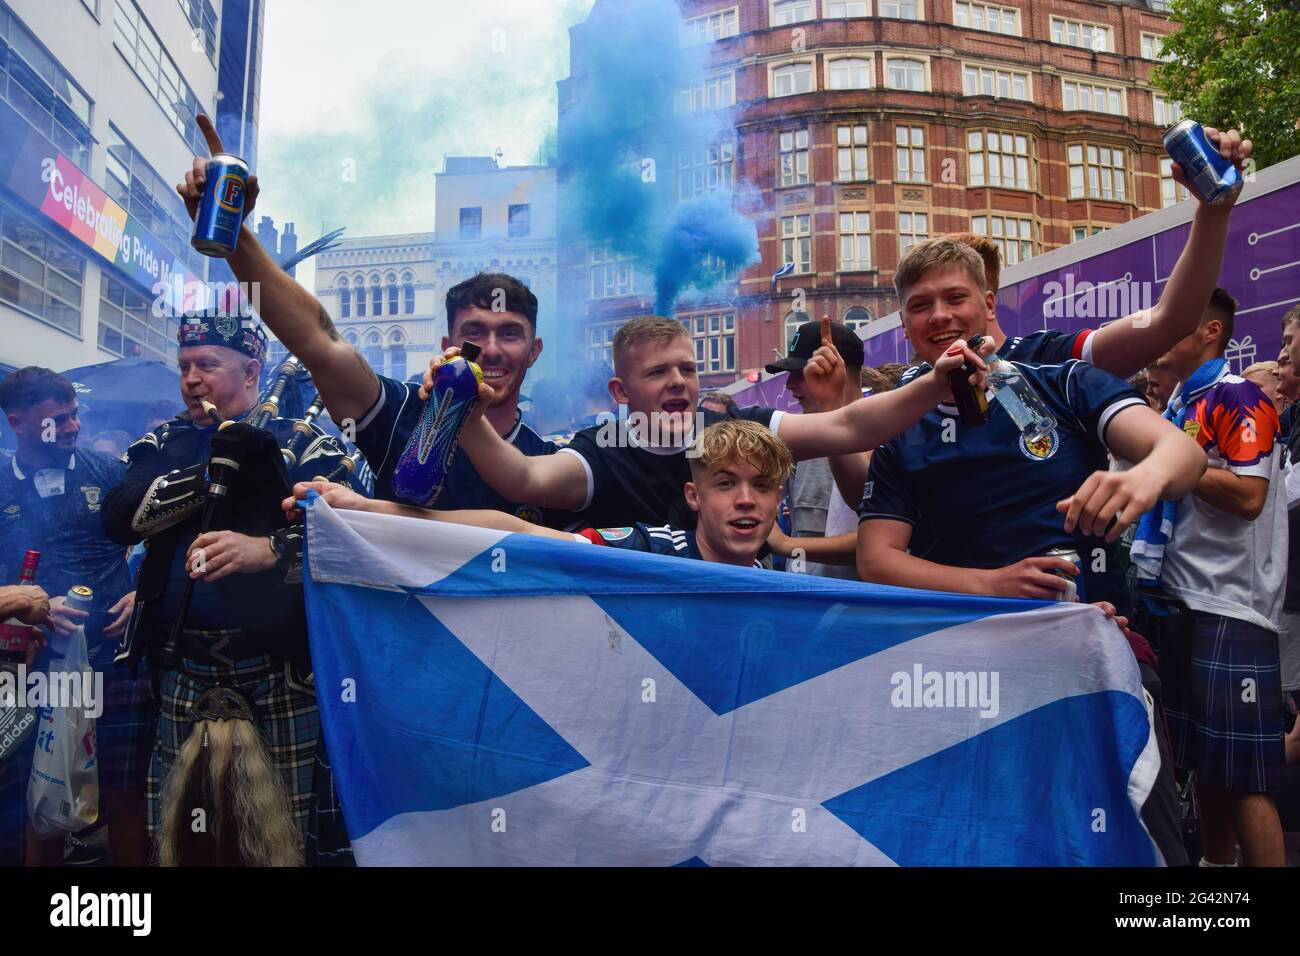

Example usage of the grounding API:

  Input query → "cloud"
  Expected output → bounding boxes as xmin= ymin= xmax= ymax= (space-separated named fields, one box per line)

xmin=254 ymin=0 xmax=594 ymax=259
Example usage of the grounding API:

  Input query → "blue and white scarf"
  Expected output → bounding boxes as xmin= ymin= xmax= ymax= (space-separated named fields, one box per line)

xmin=1130 ymin=356 xmax=1227 ymax=584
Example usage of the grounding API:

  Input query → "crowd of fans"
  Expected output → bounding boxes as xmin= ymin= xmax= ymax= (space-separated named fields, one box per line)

xmin=0 ymin=120 xmax=1293 ymax=869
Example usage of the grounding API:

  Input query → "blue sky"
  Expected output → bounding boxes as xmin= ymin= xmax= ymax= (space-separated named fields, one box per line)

xmin=255 ymin=0 xmax=595 ymax=285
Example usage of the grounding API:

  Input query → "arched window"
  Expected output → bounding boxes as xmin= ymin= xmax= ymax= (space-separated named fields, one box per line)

xmin=370 ymin=276 xmax=382 ymax=315
xmin=886 ymin=57 xmax=926 ymax=92
xmin=363 ymin=331 xmax=384 ymax=371
xmin=773 ymin=62 xmax=813 ymax=98
xmin=387 ymin=330 xmax=406 ymax=381
xmin=338 ymin=276 xmax=350 ymax=318
xmin=843 ymin=307 xmax=872 ymax=332
xmin=386 ymin=274 xmax=398 ymax=315
xmin=829 ymin=57 xmax=871 ymax=91
xmin=355 ymin=285 xmax=366 ymax=317
xmin=783 ymin=310 xmax=810 ymax=352
xmin=403 ymin=272 xmax=415 ymax=314
xmin=344 ymin=332 xmax=359 ymax=348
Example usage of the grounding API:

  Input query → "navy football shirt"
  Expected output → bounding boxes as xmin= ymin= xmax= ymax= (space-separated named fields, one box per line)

xmin=0 ymin=449 xmax=132 ymax=613
xmin=858 ymin=359 xmax=1145 ymax=608
xmin=355 ymin=375 xmax=564 ymax=526
xmin=561 ymin=406 xmax=782 ymax=530
xmin=578 ymin=523 xmax=765 ymax=568
xmin=896 ymin=328 xmax=1095 ymax=387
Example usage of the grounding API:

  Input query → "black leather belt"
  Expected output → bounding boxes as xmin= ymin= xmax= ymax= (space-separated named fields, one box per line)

xmin=175 ymin=627 xmax=270 ymax=670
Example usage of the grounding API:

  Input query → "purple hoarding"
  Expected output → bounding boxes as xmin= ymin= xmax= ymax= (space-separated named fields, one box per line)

xmin=724 ymin=373 xmax=801 ymax=413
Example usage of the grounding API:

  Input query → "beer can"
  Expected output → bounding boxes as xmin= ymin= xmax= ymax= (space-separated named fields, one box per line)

xmin=65 ymin=585 xmax=93 ymax=613
xmin=191 ymin=153 xmax=250 ymax=257
xmin=1162 ymin=119 xmax=1242 ymax=206
xmin=1044 ymin=547 xmax=1081 ymax=603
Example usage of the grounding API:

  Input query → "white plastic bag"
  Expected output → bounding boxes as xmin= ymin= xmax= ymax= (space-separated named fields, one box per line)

xmin=27 ymin=620 xmax=99 ymax=838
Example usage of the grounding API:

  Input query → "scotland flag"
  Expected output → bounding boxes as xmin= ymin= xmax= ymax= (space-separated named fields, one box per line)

xmin=302 ymin=498 xmax=1163 ymax=866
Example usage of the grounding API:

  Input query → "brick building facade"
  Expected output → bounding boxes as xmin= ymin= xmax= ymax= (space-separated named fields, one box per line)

xmin=559 ymin=0 xmax=1183 ymax=387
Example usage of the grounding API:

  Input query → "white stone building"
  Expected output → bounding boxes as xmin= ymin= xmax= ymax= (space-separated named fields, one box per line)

xmin=310 ymin=156 xmax=558 ymax=383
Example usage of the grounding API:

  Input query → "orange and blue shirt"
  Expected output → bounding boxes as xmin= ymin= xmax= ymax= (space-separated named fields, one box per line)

xmin=1162 ymin=374 xmax=1286 ymax=630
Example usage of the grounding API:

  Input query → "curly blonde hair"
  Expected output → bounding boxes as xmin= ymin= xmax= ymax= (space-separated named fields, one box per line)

xmin=689 ymin=419 xmax=794 ymax=485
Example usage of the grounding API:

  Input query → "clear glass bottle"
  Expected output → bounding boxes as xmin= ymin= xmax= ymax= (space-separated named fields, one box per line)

xmin=971 ymin=335 xmax=1058 ymax=444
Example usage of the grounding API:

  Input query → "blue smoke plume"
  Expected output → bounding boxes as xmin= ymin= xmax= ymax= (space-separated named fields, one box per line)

xmin=562 ymin=0 xmax=758 ymax=317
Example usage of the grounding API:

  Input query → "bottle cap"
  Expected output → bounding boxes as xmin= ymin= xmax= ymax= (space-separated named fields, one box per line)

xmin=459 ymin=342 xmax=482 ymax=363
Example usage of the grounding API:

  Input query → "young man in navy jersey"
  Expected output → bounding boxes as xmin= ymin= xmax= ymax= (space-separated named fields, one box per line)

xmin=857 ymin=239 xmax=1206 ymax=864
xmin=0 ymin=369 xmax=145 ymax=866
xmin=832 ymin=130 xmax=1247 ymax=511
xmin=426 ymin=315 xmax=989 ymax=531
xmin=895 ymin=127 xmax=1251 ymax=385
xmin=855 ymin=238 xmax=1205 ymax=606
xmin=287 ymin=419 xmax=794 ymax=570
xmin=348 ymin=272 xmax=565 ymax=523
xmin=173 ymin=118 xmax=559 ymax=524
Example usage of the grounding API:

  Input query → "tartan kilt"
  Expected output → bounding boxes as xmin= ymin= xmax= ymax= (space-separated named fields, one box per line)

xmin=87 ymin=632 xmax=157 ymax=796
xmin=147 ymin=653 xmax=319 ymax=852
xmin=1160 ymin=611 xmax=1285 ymax=794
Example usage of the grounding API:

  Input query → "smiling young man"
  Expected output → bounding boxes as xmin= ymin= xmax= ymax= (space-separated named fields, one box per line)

xmin=288 ymin=419 xmax=793 ymax=569
xmin=172 ymin=117 xmax=556 ymax=522
xmin=854 ymin=240 xmax=1205 ymax=866
xmin=435 ymin=314 xmax=987 ymax=531
xmin=893 ymin=129 xmax=1251 ymax=385
xmin=348 ymin=272 xmax=564 ymax=522
xmin=855 ymin=239 xmax=1205 ymax=607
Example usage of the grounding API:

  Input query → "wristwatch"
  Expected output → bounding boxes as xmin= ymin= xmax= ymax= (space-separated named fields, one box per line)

xmin=267 ymin=526 xmax=303 ymax=572
xmin=267 ymin=529 xmax=288 ymax=567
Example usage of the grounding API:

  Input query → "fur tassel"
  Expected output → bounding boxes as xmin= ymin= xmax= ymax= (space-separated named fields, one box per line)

xmin=158 ymin=716 xmax=302 ymax=866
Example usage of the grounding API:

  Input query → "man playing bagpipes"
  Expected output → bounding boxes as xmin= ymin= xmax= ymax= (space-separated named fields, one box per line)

xmin=101 ymin=312 xmax=359 ymax=865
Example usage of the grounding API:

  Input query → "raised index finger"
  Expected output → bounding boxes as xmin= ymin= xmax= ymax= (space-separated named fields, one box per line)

xmin=196 ymin=113 xmax=224 ymax=156
xmin=821 ymin=316 xmax=831 ymax=347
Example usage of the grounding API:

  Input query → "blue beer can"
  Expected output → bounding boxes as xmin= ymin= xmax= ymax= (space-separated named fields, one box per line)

xmin=191 ymin=153 xmax=250 ymax=257
xmin=1162 ymin=119 xmax=1242 ymax=206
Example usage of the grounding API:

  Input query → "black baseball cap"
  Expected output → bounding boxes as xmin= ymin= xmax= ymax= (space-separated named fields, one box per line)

xmin=766 ymin=320 xmax=866 ymax=373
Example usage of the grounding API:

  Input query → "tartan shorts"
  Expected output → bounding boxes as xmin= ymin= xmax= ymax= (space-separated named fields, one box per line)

xmin=147 ymin=651 xmax=319 ymax=854
xmin=1159 ymin=611 xmax=1285 ymax=794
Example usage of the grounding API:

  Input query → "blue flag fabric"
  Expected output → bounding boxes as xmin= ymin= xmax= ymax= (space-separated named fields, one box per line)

xmin=302 ymin=498 xmax=1162 ymax=866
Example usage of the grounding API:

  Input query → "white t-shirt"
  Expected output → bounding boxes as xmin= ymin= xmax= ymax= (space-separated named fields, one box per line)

xmin=1162 ymin=375 xmax=1288 ymax=632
